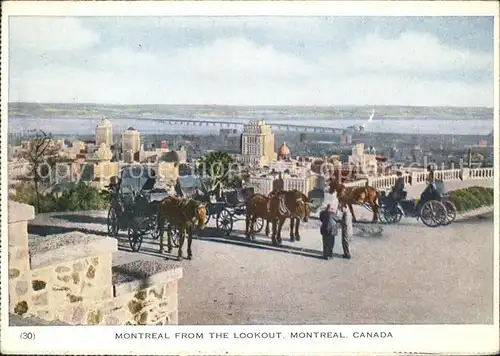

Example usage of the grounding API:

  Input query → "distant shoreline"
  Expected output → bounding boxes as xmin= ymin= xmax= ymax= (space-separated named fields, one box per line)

xmin=7 ymin=102 xmax=495 ymax=110
xmin=7 ymin=115 xmax=494 ymax=121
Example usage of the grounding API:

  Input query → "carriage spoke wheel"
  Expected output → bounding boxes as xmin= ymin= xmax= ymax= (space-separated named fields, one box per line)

xmin=420 ymin=200 xmax=447 ymax=227
xmin=107 ymin=207 xmax=119 ymax=237
xmin=127 ymin=220 xmax=144 ymax=252
xmin=216 ymin=208 xmax=233 ymax=236
xmin=205 ymin=203 xmax=212 ymax=225
xmin=252 ymin=217 xmax=264 ymax=233
xmin=384 ymin=205 xmax=403 ymax=224
xmin=441 ymin=200 xmax=457 ymax=226
xmin=169 ymin=224 xmax=180 ymax=248
xmin=150 ymin=219 xmax=160 ymax=240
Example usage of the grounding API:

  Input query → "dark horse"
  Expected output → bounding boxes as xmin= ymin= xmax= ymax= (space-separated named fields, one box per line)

xmin=267 ymin=189 xmax=312 ymax=245
xmin=245 ymin=190 xmax=311 ymax=244
xmin=157 ymin=196 xmax=207 ymax=260
xmin=329 ymin=179 xmax=380 ymax=222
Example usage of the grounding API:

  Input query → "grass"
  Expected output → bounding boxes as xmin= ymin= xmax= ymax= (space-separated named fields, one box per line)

xmin=448 ymin=186 xmax=494 ymax=213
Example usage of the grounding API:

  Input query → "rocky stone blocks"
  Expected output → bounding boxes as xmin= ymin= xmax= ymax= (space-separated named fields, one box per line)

xmin=8 ymin=201 xmax=182 ymax=326
xmin=9 ymin=246 xmax=30 ymax=272
xmin=54 ymin=280 xmax=180 ymax=325
xmin=9 ymin=254 xmax=114 ymax=322
xmin=9 ymin=221 xmax=29 ymax=248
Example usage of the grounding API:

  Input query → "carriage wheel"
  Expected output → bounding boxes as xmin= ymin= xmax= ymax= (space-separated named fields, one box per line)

xmin=169 ymin=224 xmax=180 ymax=248
xmin=216 ymin=208 xmax=233 ymax=236
xmin=441 ymin=200 xmax=457 ymax=226
xmin=381 ymin=205 xmax=402 ymax=224
xmin=252 ymin=217 xmax=264 ymax=233
xmin=149 ymin=217 xmax=160 ymax=240
xmin=107 ymin=207 xmax=119 ymax=237
xmin=378 ymin=207 xmax=387 ymax=223
xmin=205 ymin=203 xmax=212 ymax=225
xmin=127 ymin=220 xmax=143 ymax=252
xmin=420 ymin=200 xmax=447 ymax=227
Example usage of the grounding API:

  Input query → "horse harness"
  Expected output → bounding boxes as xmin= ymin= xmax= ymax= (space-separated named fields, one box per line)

xmin=277 ymin=194 xmax=307 ymax=222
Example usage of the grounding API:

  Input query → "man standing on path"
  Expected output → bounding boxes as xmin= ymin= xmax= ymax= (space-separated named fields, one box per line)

xmin=319 ymin=204 xmax=339 ymax=260
xmin=340 ymin=203 xmax=352 ymax=259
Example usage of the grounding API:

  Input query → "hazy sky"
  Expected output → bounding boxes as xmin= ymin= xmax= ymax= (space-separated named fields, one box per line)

xmin=8 ymin=16 xmax=494 ymax=107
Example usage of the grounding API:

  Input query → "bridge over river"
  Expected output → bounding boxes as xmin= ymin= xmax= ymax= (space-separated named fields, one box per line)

xmin=28 ymin=178 xmax=495 ymax=325
xmin=131 ymin=116 xmax=347 ymax=134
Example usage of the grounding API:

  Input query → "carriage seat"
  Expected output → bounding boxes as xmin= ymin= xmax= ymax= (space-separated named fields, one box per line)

xmin=381 ymin=190 xmax=407 ymax=200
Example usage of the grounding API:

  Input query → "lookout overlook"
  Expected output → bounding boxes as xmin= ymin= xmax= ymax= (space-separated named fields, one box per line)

xmin=8 ymin=174 xmax=495 ymax=326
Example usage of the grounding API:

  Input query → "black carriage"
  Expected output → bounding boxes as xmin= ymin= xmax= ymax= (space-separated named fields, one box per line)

xmin=106 ymin=165 xmax=170 ymax=251
xmin=216 ymin=187 xmax=264 ymax=236
xmin=380 ymin=180 xmax=457 ymax=227
xmin=175 ymin=175 xmax=216 ymax=224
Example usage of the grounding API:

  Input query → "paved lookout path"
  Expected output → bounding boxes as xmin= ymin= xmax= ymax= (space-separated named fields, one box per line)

xmin=28 ymin=179 xmax=495 ymax=325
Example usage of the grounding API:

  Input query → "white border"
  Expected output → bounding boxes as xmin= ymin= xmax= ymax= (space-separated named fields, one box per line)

xmin=1 ymin=1 xmax=499 ymax=355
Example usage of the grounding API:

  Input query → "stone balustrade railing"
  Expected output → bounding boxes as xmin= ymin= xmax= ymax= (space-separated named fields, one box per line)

xmin=8 ymin=200 xmax=183 ymax=326
xmin=341 ymin=167 xmax=494 ymax=191
xmin=469 ymin=167 xmax=494 ymax=179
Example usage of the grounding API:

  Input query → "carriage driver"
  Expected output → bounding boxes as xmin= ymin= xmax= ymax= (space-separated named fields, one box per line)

xmin=389 ymin=171 xmax=405 ymax=207
xmin=426 ymin=165 xmax=436 ymax=194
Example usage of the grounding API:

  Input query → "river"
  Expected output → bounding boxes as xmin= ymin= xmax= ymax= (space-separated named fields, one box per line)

xmin=7 ymin=116 xmax=494 ymax=136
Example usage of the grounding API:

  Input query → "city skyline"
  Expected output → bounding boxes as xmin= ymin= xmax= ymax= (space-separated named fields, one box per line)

xmin=9 ymin=16 xmax=494 ymax=107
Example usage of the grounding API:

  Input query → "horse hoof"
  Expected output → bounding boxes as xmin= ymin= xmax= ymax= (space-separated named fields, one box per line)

xmin=296 ymin=236 xmax=301 ymax=241
xmin=187 ymin=255 xmax=192 ymax=260
xmin=159 ymin=249 xmax=164 ymax=254
xmin=167 ymin=248 xmax=172 ymax=254
xmin=177 ymin=255 xmax=183 ymax=261
xmin=290 ymin=237 xmax=295 ymax=243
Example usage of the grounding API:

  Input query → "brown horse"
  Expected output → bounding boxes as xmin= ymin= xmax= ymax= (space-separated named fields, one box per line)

xmin=267 ymin=189 xmax=312 ymax=245
xmin=329 ymin=179 xmax=379 ymax=222
xmin=157 ymin=196 xmax=207 ymax=260
xmin=245 ymin=193 xmax=271 ymax=240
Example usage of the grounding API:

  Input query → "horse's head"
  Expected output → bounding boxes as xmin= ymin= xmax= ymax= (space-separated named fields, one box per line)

xmin=184 ymin=198 xmax=207 ymax=230
xmin=328 ymin=179 xmax=343 ymax=195
xmin=296 ymin=196 xmax=312 ymax=223
xmin=193 ymin=201 xmax=207 ymax=230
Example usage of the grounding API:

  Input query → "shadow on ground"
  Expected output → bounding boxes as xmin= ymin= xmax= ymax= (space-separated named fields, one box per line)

xmin=51 ymin=214 xmax=107 ymax=225
xmin=28 ymin=224 xmax=109 ymax=237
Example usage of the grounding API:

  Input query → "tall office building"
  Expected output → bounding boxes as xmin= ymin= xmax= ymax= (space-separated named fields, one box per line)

xmin=95 ymin=117 xmax=113 ymax=147
xmin=241 ymin=120 xmax=275 ymax=166
xmin=122 ymin=127 xmax=141 ymax=162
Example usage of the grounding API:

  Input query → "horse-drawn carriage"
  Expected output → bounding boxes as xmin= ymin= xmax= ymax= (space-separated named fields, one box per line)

xmin=176 ymin=176 xmax=265 ymax=236
xmin=215 ymin=187 xmax=264 ymax=236
xmin=380 ymin=180 xmax=457 ymax=227
xmin=106 ymin=165 xmax=171 ymax=251
xmin=176 ymin=175 xmax=210 ymax=221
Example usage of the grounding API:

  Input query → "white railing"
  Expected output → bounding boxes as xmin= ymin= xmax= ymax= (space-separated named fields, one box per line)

xmin=434 ymin=169 xmax=461 ymax=181
xmin=469 ymin=167 xmax=494 ymax=179
xmin=260 ymin=167 xmax=494 ymax=195
xmin=411 ymin=172 xmax=428 ymax=185
xmin=344 ymin=179 xmax=367 ymax=188
xmin=340 ymin=167 xmax=494 ymax=191
xmin=370 ymin=175 xmax=401 ymax=189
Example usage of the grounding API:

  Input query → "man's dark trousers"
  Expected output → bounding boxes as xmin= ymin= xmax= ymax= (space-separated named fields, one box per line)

xmin=322 ymin=234 xmax=335 ymax=258
xmin=341 ymin=230 xmax=350 ymax=258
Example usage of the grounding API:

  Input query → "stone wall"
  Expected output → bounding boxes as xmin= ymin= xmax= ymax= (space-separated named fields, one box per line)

xmin=8 ymin=200 xmax=183 ymax=326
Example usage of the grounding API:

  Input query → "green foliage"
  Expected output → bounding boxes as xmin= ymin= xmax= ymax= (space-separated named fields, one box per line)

xmin=448 ymin=186 xmax=494 ymax=213
xmin=10 ymin=182 xmax=108 ymax=213
xmin=198 ymin=151 xmax=238 ymax=188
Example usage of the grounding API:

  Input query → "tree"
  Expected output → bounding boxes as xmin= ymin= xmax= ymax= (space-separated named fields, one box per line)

xmin=20 ymin=130 xmax=60 ymax=213
xmin=197 ymin=151 xmax=236 ymax=190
